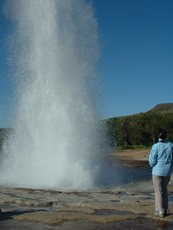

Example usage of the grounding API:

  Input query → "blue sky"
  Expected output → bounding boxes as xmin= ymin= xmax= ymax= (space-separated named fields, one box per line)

xmin=0 ymin=0 xmax=15 ymax=127
xmin=0 ymin=0 xmax=173 ymax=127
xmin=93 ymin=0 xmax=173 ymax=118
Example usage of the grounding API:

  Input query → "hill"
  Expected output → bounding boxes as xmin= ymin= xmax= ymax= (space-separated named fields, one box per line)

xmin=1 ymin=103 xmax=173 ymax=150
xmin=106 ymin=103 xmax=173 ymax=148
xmin=147 ymin=103 xmax=173 ymax=114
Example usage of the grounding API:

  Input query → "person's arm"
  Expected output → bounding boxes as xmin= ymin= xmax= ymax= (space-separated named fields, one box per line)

xmin=149 ymin=145 xmax=158 ymax=167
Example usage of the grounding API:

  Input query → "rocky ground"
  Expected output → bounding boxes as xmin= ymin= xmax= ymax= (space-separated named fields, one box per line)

xmin=0 ymin=149 xmax=173 ymax=229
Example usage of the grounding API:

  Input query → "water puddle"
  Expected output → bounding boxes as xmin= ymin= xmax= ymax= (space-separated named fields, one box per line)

xmin=46 ymin=218 xmax=173 ymax=230
xmin=0 ymin=217 xmax=172 ymax=230
xmin=95 ymin=209 xmax=133 ymax=216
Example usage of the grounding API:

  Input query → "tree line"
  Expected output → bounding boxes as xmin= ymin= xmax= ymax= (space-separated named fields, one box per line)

xmin=106 ymin=112 xmax=173 ymax=148
xmin=1 ymin=108 xmax=173 ymax=150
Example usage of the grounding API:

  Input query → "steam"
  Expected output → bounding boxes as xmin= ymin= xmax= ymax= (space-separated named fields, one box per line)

xmin=0 ymin=0 xmax=103 ymax=189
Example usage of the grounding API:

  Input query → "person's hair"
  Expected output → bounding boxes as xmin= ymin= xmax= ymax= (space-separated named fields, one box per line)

xmin=158 ymin=128 xmax=167 ymax=140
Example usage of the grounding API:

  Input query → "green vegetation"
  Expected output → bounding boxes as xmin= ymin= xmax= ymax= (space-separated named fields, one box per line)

xmin=1 ymin=103 xmax=173 ymax=151
xmin=150 ymin=103 xmax=173 ymax=114
xmin=106 ymin=103 xmax=173 ymax=149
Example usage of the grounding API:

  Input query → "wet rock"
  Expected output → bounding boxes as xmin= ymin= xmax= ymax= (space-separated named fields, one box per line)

xmin=0 ymin=178 xmax=173 ymax=229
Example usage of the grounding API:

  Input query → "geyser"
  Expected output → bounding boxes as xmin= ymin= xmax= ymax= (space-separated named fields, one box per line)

xmin=0 ymin=0 xmax=102 ymax=189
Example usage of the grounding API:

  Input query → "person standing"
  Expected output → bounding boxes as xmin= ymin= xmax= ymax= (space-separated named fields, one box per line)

xmin=149 ymin=129 xmax=173 ymax=217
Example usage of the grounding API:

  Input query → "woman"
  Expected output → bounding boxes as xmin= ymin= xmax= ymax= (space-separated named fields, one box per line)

xmin=149 ymin=129 xmax=173 ymax=217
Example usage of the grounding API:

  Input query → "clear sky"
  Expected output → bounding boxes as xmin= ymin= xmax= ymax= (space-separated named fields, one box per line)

xmin=0 ymin=0 xmax=173 ymax=127
xmin=93 ymin=0 xmax=173 ymax=118
xmin=0 ymin=0 xmax=15 ymax=127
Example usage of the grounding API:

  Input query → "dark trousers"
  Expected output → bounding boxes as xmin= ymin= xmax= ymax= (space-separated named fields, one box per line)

xmin=152 ymin=175 xmax=170 ymax=212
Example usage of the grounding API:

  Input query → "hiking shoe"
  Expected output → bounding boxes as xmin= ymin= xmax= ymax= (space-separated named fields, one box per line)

xmin=159 ymin=211 xmax=165 ymax=218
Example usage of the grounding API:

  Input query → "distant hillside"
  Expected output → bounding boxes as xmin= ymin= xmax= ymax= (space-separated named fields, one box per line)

xmin=148 ymin=103 xmax=173 ymax=114
xmin=1 ymin=103 xmax=173 ymax=150
xmin=106 ymin=103 xmax=173 ymax=148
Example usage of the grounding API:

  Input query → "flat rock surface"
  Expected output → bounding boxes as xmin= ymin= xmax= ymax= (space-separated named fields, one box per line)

xmin=0 ymin=177 xmax=173 ymax=229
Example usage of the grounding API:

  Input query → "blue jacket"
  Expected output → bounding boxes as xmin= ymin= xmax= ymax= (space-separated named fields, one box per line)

xmin=149 ymin=140 xmax=173 ymax=176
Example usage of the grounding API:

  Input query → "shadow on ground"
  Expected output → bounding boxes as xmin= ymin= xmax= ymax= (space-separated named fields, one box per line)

xmin=0 ymin=209 xmax=45 ymax=222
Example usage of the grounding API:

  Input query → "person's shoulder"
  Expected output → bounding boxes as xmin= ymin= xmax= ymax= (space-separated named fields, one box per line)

xmin=152 ymin=141 xmax=165 ymax=149
xmin=164 ymin=140 xmax=173 ymax=147
xmin=152 ymin=142 xmax=159 ymax=149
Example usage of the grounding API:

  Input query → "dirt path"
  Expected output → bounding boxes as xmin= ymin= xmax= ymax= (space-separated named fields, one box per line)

xmin=115 ymin=148 xmax=151 ymax=168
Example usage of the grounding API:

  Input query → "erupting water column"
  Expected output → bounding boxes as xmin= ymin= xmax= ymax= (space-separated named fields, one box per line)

xmin=0 ymin=0 xmax=102 ymax=189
